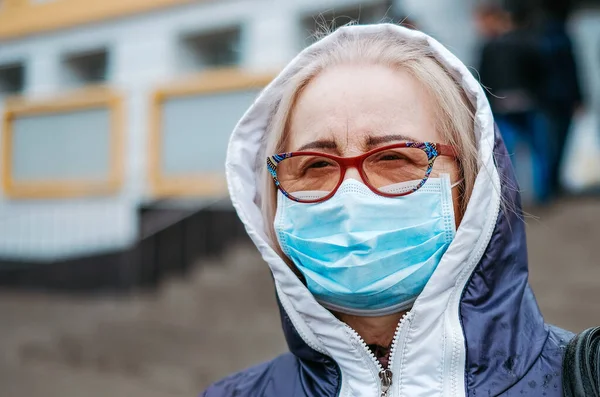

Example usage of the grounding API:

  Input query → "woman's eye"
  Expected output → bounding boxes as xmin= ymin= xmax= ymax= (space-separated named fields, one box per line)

xmin=307 ymin=161 xmax=332 ymax=169
xmin=379 ymin=154 xmax=405 ymax=161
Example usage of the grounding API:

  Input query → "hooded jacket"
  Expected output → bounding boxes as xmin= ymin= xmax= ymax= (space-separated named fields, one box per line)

xmin=204 ymin=24 xmax=573 ymax=397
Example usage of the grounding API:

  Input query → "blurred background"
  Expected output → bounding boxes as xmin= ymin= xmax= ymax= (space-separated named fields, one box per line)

xmin=0 ymin=0 xmax=598 ymax=396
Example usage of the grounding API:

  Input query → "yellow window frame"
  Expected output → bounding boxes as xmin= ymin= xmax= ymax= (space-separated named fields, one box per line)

xmin=0 ymin=0 xmax=196 ymax=40
xmin=1 ymin=86 xmax=124 ymax=199
xmin=149 ymin=68 xmax=274 ymax=197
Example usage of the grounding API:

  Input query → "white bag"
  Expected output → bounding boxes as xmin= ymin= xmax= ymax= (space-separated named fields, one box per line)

xmin=561 ymin=111 xmax=600 ymax=192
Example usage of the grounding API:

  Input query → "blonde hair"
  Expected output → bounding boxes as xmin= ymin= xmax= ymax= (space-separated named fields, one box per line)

xmin=261 ymin=27 xmax=479 ymax=250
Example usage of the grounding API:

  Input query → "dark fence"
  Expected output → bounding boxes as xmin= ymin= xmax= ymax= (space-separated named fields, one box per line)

xmin=0 ymin=200 xmax=249 ymax=293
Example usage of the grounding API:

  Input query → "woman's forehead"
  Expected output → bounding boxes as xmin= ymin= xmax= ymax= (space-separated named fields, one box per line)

xmin=286 ymin=63 xmax=441 ymax=154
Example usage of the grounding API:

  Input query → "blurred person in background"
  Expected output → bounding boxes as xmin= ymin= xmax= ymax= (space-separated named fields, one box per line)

xmin=476 ymin=4 xmax=552 ymax=203
xmin=474 ymin=3 xmax=511 ymax=40
xmin=202 ymin=24 xmax=598 ymax=397
xmin=538 ymin=0 xmax=583 ymax=195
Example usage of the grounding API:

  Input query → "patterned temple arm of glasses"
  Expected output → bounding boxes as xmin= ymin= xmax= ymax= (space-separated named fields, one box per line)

xmin=266 ymin=153 xmax=293 ymax=187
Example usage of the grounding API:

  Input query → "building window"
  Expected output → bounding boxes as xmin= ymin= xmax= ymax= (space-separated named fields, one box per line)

xmin=177 ymin=26 xmax=242 ymax=73
xmin=61 ymin=48 xmax=109 ymax=88
xmin=2 ymin=88 xmax=122 ymax=199
xmin=0 ymin=62 xmax=25 ymax=95
xmin=301 ymin=3 xmax=389 ymax=46
xmin=149 ymin=70 xmax=273 ymax=197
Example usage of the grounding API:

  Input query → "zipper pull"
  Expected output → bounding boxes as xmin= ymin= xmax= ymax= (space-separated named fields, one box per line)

xmin=379 ymin=368 xmax=393 ymax=396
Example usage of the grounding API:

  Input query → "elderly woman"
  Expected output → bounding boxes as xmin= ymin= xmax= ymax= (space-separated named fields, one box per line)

xmin=204 ymin=24 xmax=577 ymax=396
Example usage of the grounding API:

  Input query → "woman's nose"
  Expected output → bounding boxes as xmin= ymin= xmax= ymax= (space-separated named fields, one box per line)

xmin=343 ymin=167 xmax=362 ymax=182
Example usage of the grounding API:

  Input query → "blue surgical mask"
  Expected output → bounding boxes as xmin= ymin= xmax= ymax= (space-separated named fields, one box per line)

xmin=274 ymin=175 xmax=457 ymax=316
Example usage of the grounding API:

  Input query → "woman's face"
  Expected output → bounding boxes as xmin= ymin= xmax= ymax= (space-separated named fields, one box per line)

xmin=285 ymin=63 xmax=463 ymax=224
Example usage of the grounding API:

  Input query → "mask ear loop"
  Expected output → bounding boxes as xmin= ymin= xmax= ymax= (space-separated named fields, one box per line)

xmin=438 ymin=172 xmax=463 ymax=189
xmin=451 ymin=179 xmax=464 ymax=189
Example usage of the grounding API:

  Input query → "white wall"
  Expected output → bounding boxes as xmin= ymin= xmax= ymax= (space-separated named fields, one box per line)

xmin=571 ymin=9 xmax=600 ymax=110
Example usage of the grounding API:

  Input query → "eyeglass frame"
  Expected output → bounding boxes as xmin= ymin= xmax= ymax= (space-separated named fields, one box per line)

xmin=267 ymin=141 xmax=459 ymax=204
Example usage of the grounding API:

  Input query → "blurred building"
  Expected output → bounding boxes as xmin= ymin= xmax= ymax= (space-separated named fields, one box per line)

xmin=0 ymin=0 xmax=598 ymax=290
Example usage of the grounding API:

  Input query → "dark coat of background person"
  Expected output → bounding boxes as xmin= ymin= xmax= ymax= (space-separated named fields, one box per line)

xmin=477 ymin=24 xmax=552 ymax=203
xmin=478 ymin=28 xmax=546 ymax=116
xmin=538 ymin=15 xmax=583 ymax=193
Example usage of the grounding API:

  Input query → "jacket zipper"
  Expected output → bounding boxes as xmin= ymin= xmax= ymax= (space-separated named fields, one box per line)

xmin=342 ymin=180 xmax=498 ymax=396
xmin=345 ymin=311 xmax=414 ymax=397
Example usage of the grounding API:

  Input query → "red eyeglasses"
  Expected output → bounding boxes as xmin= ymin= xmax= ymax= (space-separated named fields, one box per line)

xmin=267 ymin=142 xmax=458 ymax=203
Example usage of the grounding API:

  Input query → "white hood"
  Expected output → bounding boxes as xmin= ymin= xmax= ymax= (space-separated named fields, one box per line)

xmin=226 ymin=24 xmax=501 ymax=397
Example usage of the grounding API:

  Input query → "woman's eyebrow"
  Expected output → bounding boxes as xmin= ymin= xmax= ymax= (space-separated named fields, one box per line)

xmin=365 ymin=134 xmax=417 ymax=147
xmin=296 ymin=139 xmax=338 ymax=151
